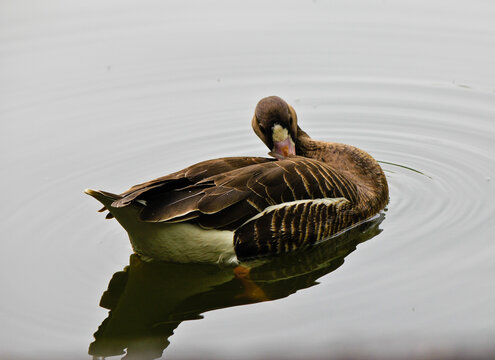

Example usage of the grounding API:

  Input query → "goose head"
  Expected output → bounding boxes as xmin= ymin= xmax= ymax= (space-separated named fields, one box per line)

xmin=252 ymin=96 xmax=299 ymax=158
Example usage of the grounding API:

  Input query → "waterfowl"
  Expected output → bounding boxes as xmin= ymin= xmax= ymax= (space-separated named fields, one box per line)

xmin=86 ymin=96 xmax=389 ymax=265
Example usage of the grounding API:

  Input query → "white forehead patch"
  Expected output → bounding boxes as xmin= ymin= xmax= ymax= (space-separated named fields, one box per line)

xmin=272 ymin=124 xmax=289 ymax=142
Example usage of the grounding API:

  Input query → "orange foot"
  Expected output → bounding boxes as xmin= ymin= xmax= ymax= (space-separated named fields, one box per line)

xmin=233 ymin=266 xmax=269 ymax=302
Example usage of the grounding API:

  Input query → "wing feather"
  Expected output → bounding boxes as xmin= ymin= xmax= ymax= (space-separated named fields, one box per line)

xmin=197 ymin=187 xmax=250 ymax=214
xmin=112 ymin=157 xmax=274 ymax=208
xmin=112 ymin=156 xmax=359 ymax=232
xmin=139 ymin=189 xmax=205 ymax=222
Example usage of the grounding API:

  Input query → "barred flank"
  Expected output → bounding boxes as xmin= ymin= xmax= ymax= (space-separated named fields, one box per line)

xmin=234 ymin=198 xmax=353 ymax=260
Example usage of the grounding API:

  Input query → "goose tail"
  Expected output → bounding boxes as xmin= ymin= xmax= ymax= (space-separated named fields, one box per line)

xmin=84 ymin=189 xmax=145 ymax=233
xmin=84 ymin=189 xmax=121 ymax=209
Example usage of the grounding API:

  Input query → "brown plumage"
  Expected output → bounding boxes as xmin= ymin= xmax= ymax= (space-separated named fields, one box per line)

xmin=87 ymin=96 xmax=389 ymax=263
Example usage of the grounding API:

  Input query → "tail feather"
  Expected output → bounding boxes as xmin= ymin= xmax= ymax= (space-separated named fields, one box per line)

xmin=84 ymin=189 xmax=144 ymax=233
xmin=84 ymin=189 xmax=122 ymax=209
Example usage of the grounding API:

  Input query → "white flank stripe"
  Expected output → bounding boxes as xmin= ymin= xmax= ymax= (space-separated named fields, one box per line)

xmin=241 ymin=197 xmax=348 ymax=226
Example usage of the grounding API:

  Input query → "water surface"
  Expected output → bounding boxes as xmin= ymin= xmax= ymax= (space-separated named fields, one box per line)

xmin=1 ymin=1 xmax=495 ymax=359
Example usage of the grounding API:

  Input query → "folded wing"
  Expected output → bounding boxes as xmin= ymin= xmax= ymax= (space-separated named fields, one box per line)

xmin=114 ymin=156 xmax=360 ymax=232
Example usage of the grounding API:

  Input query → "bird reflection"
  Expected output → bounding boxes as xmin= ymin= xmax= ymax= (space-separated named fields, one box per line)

xmin=89 ymin=215 xmax=384 ymax=360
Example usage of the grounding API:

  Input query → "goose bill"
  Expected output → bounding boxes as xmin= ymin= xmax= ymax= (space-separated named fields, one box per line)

xmin=273 ymin=137 xmax=296 ymax=157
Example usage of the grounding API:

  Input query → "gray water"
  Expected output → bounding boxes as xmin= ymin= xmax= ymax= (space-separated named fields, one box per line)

xmin=2 ymin=1 xmax=495 ymax=359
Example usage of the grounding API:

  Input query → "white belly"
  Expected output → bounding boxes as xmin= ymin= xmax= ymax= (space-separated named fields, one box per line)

xmin=128 ymin=222 xmax=238 ymax=265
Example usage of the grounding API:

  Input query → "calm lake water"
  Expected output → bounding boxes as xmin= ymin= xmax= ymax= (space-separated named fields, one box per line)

xmin=2 ymin=1 xmax=495 ymax=359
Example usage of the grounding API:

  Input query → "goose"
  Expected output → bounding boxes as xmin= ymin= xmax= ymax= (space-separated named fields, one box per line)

xmin=85 ymin=96 xmax=389 ymax=265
